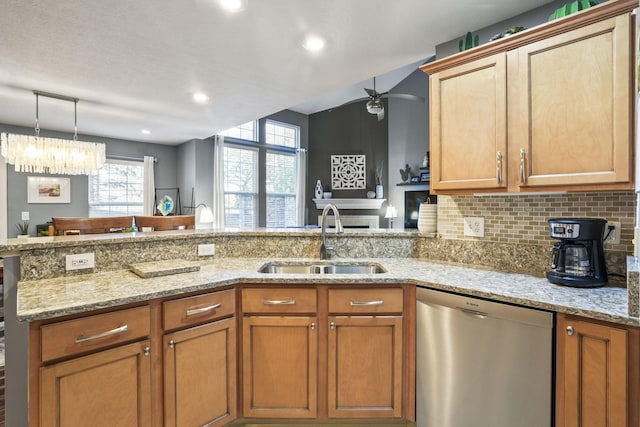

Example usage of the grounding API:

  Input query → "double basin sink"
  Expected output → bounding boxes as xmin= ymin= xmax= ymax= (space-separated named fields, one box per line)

xmin=258 ymin=261 xmax=387 ymax=275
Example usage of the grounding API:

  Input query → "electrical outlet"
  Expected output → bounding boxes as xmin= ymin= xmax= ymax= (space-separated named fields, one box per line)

xmin=463 ymin=217 xmax=485 ymax=237
xmin=65 ymin=253 xmax=95 ymax=271
xmin=21 ymin=211 xmax=29 ymax=221
xmin=198 ymin=244 xmax=216 ymax=256
xmin=604 ymin=221 xmax=621 ymax=245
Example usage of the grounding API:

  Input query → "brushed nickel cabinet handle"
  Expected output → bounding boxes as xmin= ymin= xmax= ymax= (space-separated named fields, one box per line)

xmin=263 ymin=299 xmax=295 ymax=305
xmin=350 ymin=299 xmax=384 ymax=306
xmin=520 ymin=148 xmax=526 ymax=183
xmin=310 ymin=322 xmax=316 ymax=330
xmin=186 ymin=303 xmax=222 ymax=317
xmin=169 ymin=340 xmax=175 ymax=349
xmin=143 ymin=347 xmax=150 ymax=356
xmin=75 ymin=325 xmax=128 ymax=343
xmin=566 ymin=326 xmax=574 ymax=336
xmin=330 ymin=322 xmax=335 ymax=329
xmin=496 ymin=151 xmax=503 ymax=184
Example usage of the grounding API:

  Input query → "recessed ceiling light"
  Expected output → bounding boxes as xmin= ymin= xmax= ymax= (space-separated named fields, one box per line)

xmin=303 ymin=35 xmax=326 ymax=53
xmin=219 ymin=0 xmax=244 ymax=12
xmin=193 ymin=93 xmax=210 ymax=104
xmin=141 ymin=129 xmax=151 ymax=135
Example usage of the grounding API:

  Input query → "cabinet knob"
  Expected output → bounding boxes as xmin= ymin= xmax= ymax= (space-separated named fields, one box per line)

xmin=168 ymin=340 xmax=175 ymax=349
xmin=143 ymin=347 xmax=150 ymax=356
xmin=566 ymin=326 xmax=574 ymax=336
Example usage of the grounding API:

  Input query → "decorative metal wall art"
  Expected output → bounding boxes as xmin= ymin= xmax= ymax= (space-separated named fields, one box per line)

xmin=331 ymin=155 xmax=366 ymax=189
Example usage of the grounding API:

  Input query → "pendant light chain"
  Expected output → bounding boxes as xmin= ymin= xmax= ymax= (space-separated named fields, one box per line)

xmin=73 ymin=99 xmax=78 ymax=141
xmin=34 ymin=93 xmax=40 ymax=138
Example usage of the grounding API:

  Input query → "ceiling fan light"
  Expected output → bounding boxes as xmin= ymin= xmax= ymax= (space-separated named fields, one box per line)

xmin=366 ymin=99 xmax=384 ymax=114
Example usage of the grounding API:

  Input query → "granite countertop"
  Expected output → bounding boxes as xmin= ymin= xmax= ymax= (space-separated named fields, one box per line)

xmin=17 ymin=257 xmax=636 ymax=326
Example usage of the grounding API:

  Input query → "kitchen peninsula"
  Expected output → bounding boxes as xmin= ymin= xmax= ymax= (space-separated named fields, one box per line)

xmin=2 ymin=229 xmax=639 ymax=426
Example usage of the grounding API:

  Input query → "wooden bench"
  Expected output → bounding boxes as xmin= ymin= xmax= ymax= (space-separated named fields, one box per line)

xmin=52 ymin=216 xmax=134 ymax=236
xmin=134 ymin=215 xmax=195 ymax=231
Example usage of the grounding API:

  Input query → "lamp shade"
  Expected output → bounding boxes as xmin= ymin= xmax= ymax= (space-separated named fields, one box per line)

xmin=199 ymin=206 xmax=214 ymax=224
xmin=385 ymin=205 xmax=397 ymax=219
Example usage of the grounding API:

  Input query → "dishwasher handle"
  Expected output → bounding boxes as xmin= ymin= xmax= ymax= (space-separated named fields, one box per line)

xmin=457 ymin=307 xmax=489 ymax=319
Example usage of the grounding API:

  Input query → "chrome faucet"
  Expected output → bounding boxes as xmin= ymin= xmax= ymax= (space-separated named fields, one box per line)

xmin=320 ymin=204 xmax=344 ymax=259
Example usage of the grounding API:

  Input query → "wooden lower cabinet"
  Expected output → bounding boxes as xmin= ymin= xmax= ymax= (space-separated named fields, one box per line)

xmin=328 ymin=316 xmax=403 ymax=418
xmin=163 ymin=317 xmax=237 ymax=427
xmin=556 ymin=314 xmax=640 ymax=427
xmin=39 ymin=340 xmax=152 ymax=427
xmin=242 ymin=316 xmax=318 ymax=418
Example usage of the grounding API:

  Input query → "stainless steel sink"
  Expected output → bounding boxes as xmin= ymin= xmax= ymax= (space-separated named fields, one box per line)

xmin=258 ymin=262 xmax=386 ymax=274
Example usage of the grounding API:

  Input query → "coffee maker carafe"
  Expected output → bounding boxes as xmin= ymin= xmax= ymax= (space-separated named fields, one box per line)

xmin=546 ymin=218 xmax=607 ymax=287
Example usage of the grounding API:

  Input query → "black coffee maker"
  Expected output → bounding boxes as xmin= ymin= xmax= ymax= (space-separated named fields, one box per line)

xmin=546 ymin=218 xmax=607 ymax=287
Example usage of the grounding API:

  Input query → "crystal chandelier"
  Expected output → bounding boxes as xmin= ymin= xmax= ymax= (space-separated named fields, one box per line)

xmin=0 ymin=91 xmax=106 ymax=175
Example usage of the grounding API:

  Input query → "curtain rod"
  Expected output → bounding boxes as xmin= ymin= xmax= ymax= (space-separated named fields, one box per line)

xmin=107 ymin=154 xmax=157 ymax=163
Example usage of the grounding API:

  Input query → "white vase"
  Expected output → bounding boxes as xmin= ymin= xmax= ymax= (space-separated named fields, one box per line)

xmin=375 ymin=184 xmax=383 ymax=199
xmin=315 ymin=180 xmax=323 ymax=199
xmin=417 ymin=203 xmax=437 ymax=233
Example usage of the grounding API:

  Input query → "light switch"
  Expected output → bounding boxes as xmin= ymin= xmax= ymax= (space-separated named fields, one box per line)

xmin=21 ymin=211 xmax=29 ymax=221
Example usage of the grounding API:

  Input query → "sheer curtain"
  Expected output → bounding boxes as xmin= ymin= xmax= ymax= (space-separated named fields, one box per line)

xmin=143 ymin=156 xmax=155 ymax=216
xmin=295 ymin=148 xmax=307 ymax=226
xmin=0 ymin=152 xmax=6 ymax=239
xmin=212 ymin=135 xmax=225 ymax=228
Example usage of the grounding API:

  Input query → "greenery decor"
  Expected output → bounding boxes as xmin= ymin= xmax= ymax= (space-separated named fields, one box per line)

xmin=549 ymin=0 xmax=598 ymax=21
xmin=458 ymin=32 xmax=479 ymax=52
xmin=16 ymin=221 xmax=29 ymax=236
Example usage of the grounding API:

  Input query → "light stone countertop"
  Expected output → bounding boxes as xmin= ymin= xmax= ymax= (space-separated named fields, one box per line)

xmin=17 ymin=257 xmax=636 ymax=326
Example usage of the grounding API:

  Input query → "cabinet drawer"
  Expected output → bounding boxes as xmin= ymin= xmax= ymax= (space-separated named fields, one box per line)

xmin=242 ymin=288 xmax=317 ymax=313
xmin=328 ymin=288 xmax=404 ymax=314
xmin=163 ymin=288 xmax=235 ymax=330
xmin=41 ymin=305 xmax=150 ymax=362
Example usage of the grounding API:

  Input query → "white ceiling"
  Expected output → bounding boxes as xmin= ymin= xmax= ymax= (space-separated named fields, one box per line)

xmin=0 ymin=0 xmax=551 ymax=145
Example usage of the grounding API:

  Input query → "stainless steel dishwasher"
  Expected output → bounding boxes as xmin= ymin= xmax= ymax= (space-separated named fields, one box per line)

xmin=416 ymin=287 xmax=553 ymax=427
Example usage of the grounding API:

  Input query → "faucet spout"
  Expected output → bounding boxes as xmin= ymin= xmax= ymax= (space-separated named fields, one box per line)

xmin=320 ymin=204 xmax=344 ymax=259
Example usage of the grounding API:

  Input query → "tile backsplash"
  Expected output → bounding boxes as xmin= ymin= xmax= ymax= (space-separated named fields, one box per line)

xmin=437 ymin=191 xmax=635 ymax=253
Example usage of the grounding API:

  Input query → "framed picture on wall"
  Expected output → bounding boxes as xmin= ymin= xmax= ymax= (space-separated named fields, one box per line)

xmin=27 ymin=176 xmax=71 ymax=204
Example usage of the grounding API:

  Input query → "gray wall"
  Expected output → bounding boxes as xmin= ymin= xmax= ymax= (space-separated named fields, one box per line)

xmin=177 ymin=138 xmax=213 ymax=218
xmin=1 ymin=123 xmax=178 ymax=237
xmin=387 ymin=69 xmax=430 ymax=229
xmin=436 ymin=0 xmax=593 ymax=58
xmin=308 ymin=101 xmax=388 ymax=225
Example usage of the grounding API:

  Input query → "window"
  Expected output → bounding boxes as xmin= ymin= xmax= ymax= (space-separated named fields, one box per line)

xmin=88 ymin=159 xmax=144 ymax=217
xmin=222 ymin=119 xmax=301 ymax=228
xmin=221 ymin=121 xmax=257 ymax=141
xmin=265 ymin=120 xmax=298 ymax=148
xmin=223 ymin=146 xmax=258 ymax=228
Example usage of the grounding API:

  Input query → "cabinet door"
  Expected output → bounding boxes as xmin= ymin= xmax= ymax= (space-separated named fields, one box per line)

xmin=429 ymin=52 xmax=507 ymax=192
xmin=40 ymin=340 xmax=152 ymax=427
xmin=509 ymin=14 xmax=632 ymax=189
xmin=242 ymin=316 xmax=317 ymax=418
xmin=164 ymin=317 xmax=236 ymax=427
xmin=328 ymin=316 xmax=403 ymax=418
xmin=556 ymin=315 xmax=628 ymax=427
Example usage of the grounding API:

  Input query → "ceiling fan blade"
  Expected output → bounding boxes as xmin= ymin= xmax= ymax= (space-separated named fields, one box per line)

xmin=377 ymin=108 xmax=385 ymax=121
xmin=380 ymin=93 xmax=425 ymax=103
xmin=336 ymin=96 xmax=369 ymax=108
xmin=364 ymin=88 xmax=378 ymax=98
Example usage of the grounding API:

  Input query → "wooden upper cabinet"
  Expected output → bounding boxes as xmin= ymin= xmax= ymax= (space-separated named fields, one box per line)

xmin=509 ymin=14 xmax=632 ymax=190
xmin=422 ymin=0 xmax=635 ymax=194
xmin=429 ymin=53 xmax=508 ymax=191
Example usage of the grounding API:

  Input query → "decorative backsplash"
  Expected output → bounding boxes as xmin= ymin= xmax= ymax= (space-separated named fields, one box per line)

xmin=436 ymin=191 xmax=635 ymax=254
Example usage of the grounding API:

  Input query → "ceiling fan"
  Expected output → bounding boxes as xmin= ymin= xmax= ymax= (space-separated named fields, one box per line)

xmin=341 ymin=76 xmax=425 ymax=121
